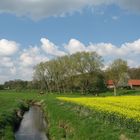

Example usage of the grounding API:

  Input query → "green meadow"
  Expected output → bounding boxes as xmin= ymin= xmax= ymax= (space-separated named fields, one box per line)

xmin=0 ymin=90 xmax=140 ymax=140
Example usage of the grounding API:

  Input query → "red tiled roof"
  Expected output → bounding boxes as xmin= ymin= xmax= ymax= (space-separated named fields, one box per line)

xmin=128 ymin=80 xmax=140 ymax=86
xmin=107 ymin=79 xmax=140 ymax=86
xmin=107 ymin=80 xmax=114 ymax=85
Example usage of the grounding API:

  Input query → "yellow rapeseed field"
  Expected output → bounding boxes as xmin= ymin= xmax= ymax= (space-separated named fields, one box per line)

xmin=58 ymin=96 xmax=140 ymax=130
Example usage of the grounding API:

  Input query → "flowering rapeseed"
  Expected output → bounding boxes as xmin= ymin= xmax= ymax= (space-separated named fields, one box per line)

xmin=58 ymin=96 xmax=140 ymax=131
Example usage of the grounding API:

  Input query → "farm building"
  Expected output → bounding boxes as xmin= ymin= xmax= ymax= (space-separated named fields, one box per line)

xmin=107 ymin=79 xmax=140 ymax=89
xmin=128 ymin=80 xmax=140 ymax=89
xmin=107 ymin=80 xmax=115 ymax=88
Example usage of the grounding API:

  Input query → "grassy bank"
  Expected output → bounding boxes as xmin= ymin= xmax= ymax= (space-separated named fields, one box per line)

xmin=0 ymin=91 xmax=35 ymax=139
xmin=0 ymin=90 xmax=140 ymax=140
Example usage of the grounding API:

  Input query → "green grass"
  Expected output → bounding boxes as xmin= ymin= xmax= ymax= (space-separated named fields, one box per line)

xmin=0 ymin=90 xmax=140 ymax=140
xmin=99 ymin=89 xmax=140 ymax=97
xmin=0 ymin=90 xmax=37 ymax=139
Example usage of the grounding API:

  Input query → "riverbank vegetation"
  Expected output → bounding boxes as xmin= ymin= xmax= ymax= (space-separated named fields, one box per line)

xmin=0 ymin=90 xmax=140 ymax=140
xmin=0 ymin=91 xmax=29 ymax=139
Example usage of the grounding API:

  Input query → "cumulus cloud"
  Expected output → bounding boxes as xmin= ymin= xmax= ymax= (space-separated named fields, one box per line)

xmin=0 ymin=39 xmax=19 ymax=56
xmin=65 ymin=39 xmax=87 ymax=54
xmin=0 ymin=57 xmax=14 ymax=67
xmin=64 ymin=38 xmax=140 ymax=67
xmin=121 ymin=39 xmax=140 ymax=54
xmin=41 ymin=38 xmax=66 ymax=56
xmin=0 ymin=56 xmax=17 ymax=83
xmin=0 ymin=39 xmax=49 ymax=83
xmin=0 ymin=0 xmax=139 ymax=19
xmin=88 ymin=43 xmax=119 ymax=56
xmin=19 ymin=46 xmax=46 ymax=67
xmin=18 ymin=46 xmax=49 ymax=80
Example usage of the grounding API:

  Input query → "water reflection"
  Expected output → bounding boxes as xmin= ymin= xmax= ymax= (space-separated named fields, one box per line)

xmin=15 ymin=106 xmax=48 ymax=140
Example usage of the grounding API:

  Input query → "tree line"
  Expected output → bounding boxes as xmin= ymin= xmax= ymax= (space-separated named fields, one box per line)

xmin=33 ymin=52 xmax=106 ymax=94
xmin=2 ymin=51 xmax=140 ymax=95
xmin=2 ymin=80 xmax=38 ymax=91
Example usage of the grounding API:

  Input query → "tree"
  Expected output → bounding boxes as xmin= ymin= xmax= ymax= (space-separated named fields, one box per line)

xmin=107 ymin=59 xmax=128 ymax=96
xmin=33 ymin=51 xmax=104 ymax=94
xmin=33 ymin=62 xmax=48 ymax=91
xmin=70 ymin=52 xmax=103 ymax=93
xmin=0 ymin=85 xmax=4 ymax=90
xmin=128 ymin=67 xmax=140 ymax=79
xmin=4 ymin=80 xmax=30 ymax=91
xmin=118 ymin=73 xmax=130 ymax=87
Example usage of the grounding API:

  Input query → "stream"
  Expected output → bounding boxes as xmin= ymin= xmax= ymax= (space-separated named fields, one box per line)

xmin=15 ymin=106 xmax=48 ymax=140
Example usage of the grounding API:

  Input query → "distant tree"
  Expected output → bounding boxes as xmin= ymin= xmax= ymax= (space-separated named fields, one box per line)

xmin=128 ymin=67 xmax=140 ymax=79
xmin=84 ymin=72 xmax=106 ymax=95
xmin=4 ymin=80 xmax=29 ymax=91
xmin=0 ymin=84 xmax=4 ymax=90
xmin=107 ymin=59 xmax=128 ymax=96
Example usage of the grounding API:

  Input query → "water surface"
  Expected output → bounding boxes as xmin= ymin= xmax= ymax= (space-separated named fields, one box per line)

xmin=15 ymin=106 xmax=48 ymax=140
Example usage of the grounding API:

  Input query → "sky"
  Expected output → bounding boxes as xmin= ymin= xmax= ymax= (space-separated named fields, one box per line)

xmin=0 ymin=0 xmax=140 ymax=83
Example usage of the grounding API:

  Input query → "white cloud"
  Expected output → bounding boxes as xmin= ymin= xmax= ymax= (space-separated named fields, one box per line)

xmin=64 ymin=38 xmax=140 ymax=68
xmin=127 ymin=59 xmax=139 ymax=68
xmin=10 ymin=66 xmax=16 ymax=75
xmin=88 ymin=43 xmax=118 ymax=56
xmin=18 ymin=46 xmax=49 ymax=80
xmin=41 ymin=38 xmax=66 ymax=56
xmin=121 ymin=39 xmax=140 ymax=54
xmin=0 ymin=57 xmax=14 ymax=67
xmin=0 ymin=39 xmax=19 ymax=56
xmin=0 ymin=40 xmax=49 ymax=84
xmin=0 ymin=0 xmax=139 ymax=20
xmin=65 ymin=39 xmax=87 ymax=54
xmin=20 ymin=46 xmax=48 ymax=67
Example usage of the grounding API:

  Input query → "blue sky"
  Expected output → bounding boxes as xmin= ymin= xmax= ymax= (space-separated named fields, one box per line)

xmin=0 ymin=0 xmax=140 ymax=83
xmin=0 ymin=5 xmax=140 ymax=46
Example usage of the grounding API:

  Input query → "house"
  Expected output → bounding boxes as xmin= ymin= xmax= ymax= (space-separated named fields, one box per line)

xmin=107 ymin=79 xmax=140 ymax=89
xmin=128 ymin=80 xmax=140 ymax=89
xmin=106 ymin=80 xmax=114 ymax=88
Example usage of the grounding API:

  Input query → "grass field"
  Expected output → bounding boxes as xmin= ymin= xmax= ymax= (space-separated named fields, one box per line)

xmin=0 ymin=90 xmax=140 ymax=140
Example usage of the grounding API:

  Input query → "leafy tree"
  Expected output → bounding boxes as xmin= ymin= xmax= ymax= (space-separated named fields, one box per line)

xmin=4 ymin=80 xmax=30 ymax=91
xmin=70 ymin=52 xmax=103 ymax=93
xmin=107 ymin=59 xmax=128 ymax=96
xmin=33 ymin=62 xmax=49 ymax=91
xmin=33 ymin=51 xmax=104 ymax=94
xmin=0 ymin=85 xmax=4 ymax=90
xmin=128 ymin=67 xmax=140 ymax=79
xmin=118 ymin=73 xmax=130 ymax=87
